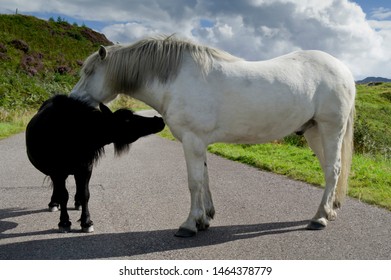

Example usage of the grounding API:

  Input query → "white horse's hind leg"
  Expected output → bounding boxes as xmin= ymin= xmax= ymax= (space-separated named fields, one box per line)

xmin=175 ymin=133 xmax=212 ymax=237
xmin=308 ymin=122 xmax=345 ymax=230
xmin=304 ymin=124 xmax=325 ymax=171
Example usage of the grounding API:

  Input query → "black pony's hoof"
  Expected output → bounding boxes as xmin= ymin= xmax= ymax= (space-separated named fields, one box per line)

xmin=307 ymin=221 xmax=326 ymax=230
xmin=58 ymin=221 xmax=72 ymax=233
xmin=82 ymin=225 xmax=94 ymax=233
xmin=175 ymin=227 xmax=197 ymax=238
xmin=48 ymin=203 xmax=60 ymax=212
xmin=80 ymin=220 xmax=94 ymax=233
xmin=49 ymin=205 xmax=60 ymax=212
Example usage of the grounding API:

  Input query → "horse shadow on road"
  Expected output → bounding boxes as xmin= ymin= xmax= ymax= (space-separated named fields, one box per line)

xmin=0 ymin=208 xmax=50 ymax=235
xmin=0 ymin=208 xmax=309 ymax=259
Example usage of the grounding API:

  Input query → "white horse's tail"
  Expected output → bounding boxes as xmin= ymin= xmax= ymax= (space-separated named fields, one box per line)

xmin=334 ymin=102 xmax=355 ymax=208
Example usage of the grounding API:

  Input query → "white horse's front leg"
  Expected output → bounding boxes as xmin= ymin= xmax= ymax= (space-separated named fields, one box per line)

xmin=175 ymin=134 xmax=212 ymax=237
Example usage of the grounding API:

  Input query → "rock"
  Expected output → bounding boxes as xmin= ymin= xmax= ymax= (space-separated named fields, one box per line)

xmin=11 ymin=39 xmax=29 ymax=53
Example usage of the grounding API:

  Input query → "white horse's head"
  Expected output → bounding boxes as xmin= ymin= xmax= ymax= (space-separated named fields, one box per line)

xmin=70 ymin=46 xmax=117 ymax=107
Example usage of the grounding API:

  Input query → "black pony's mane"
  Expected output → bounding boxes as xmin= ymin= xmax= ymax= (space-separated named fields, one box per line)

xmin=114 ymin=141 xmax=131 ymax=157
xmin=39 ymin=94 xmax=96 ymax=114
xmin=110 ymin=108 xmax=132 ymax=157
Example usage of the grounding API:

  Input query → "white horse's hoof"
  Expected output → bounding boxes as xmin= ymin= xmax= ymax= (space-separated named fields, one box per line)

xmin=196 ymin=222 xmax=210 ymax=231
xmin=175 ymin=227 xmax=197 ymax=237
xmin=327 ymin=210 xmax=337 ymax=221
xmin=82 ymin=225 xmax=94 ymax=233
xmin=307 ymin=219 xmax=327 ymax=230
xmin=206 ymin=207 xmax=215 ymax=219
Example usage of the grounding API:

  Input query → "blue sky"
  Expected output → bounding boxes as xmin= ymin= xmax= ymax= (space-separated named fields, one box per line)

xmin=1 ymin=0 xmax=391 ymax=79
xmin=353 ymin=0 xmax=390 ymax=15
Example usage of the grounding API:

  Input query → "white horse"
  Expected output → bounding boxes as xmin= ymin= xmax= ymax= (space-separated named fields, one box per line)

xmin=70 ymin=35 xmax=355 ymax=237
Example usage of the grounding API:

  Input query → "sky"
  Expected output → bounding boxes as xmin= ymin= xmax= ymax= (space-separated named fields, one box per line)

xmin=1 ymin=0 xmax=391 ymax=80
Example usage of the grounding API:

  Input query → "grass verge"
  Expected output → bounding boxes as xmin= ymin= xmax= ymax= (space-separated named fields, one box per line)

xmin=0 ymin=110 xmax=35 ymax=139
xmin=208 ymin=143 xmax=391 ymax=211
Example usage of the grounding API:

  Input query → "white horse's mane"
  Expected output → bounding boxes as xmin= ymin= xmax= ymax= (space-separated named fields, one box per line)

xmin=82 ymin=35 xmax=242 ymax=92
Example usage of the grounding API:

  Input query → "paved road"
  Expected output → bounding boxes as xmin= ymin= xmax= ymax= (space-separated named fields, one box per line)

xmin=1 ymin=129 xmax=391 ymax=260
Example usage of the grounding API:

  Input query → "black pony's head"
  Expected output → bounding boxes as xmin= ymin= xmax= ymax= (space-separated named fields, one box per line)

xmin=99 ymin=103 xmax=165 ymax=156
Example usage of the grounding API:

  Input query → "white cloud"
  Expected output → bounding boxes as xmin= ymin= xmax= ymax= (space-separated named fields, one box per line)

xmin=102 ymin=22 xmax=158 ymax=44
xmin=371 ymin=8 xmax=391 ymax=20
xmin=1 ymin=0 xmax=391 ymax=79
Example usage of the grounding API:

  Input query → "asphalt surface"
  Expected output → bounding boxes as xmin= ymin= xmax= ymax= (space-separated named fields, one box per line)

xmin=1 ymin=120 xmax=391 ymax=259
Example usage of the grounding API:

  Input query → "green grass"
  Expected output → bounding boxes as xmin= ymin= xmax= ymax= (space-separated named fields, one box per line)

xmin=350 ymin=154 xmax=391 ymax=209
xmin=0 ymin=109 xmax=33 ymax=139
xmin=208 ymin=143 xmax=324 ymax=185
xmin=0 ymin=121 xmax=26 ymax=139
xmin=355 ymin=83 xmax=391 ymax=157
xmin=207 ymin=143 xmax=391 ymax=211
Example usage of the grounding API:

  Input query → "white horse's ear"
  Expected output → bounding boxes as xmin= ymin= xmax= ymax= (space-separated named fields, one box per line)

xmin=99 ymin=103 xmax=112 ymax=115
xmin=98 ymin=45 xmax=107 ymax=60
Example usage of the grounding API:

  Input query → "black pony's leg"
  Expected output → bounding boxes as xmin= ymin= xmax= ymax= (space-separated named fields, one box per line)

xmin=74 ymin=189 xmax=81 ymax=211
xmin=74 ymin=165 xmax=94 ymax=233
xmin=48 ymin=184 xmax=61 ymax=212
xmin=51 ymin=175 xmax=71 ymax=232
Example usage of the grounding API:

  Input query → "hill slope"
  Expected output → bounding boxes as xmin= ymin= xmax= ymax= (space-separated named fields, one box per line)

xmin=0 ymin=14 xmax=112 ymax=112
xmin=356 ymin=77 xmax=391 ymax=84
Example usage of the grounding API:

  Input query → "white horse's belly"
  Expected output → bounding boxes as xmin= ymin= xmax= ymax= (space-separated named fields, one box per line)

xmin=210 ymin=85 xmax=315 ymax=144
xmin=212 ymin=107 xmax=312 ymax=144
xmin=164 ymin=90 xmax=314 ymax=144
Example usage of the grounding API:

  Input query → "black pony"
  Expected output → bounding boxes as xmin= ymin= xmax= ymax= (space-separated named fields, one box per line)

xmin=26 ymin=95 xmax=165 ymax=232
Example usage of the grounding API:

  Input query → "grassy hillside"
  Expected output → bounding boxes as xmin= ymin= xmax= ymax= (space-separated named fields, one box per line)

xmin=355 ymin=83 xmax=391 ymax=157
xmin=0 ymin=14 xmax=114 ymax=138
xmin=0 ymin=14 xmax=111 ymax=76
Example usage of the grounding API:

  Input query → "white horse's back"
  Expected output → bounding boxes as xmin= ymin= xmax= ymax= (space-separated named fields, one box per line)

xmin=165 ymin=49 xmax=355 ymax=145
